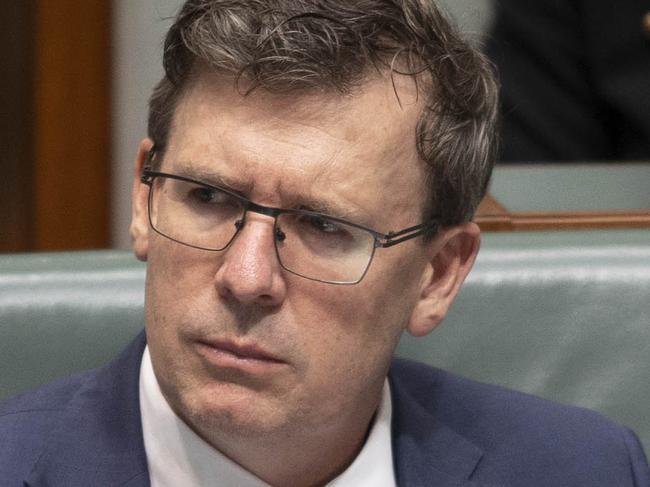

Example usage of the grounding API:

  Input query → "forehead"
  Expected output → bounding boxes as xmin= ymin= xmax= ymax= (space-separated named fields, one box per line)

xmin=164 ymin=72 xmax=428 ymax=227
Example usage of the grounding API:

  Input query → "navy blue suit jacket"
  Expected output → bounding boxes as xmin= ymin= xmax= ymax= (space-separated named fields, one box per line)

xmin=1 ymin=332 xmax=649 ymax=486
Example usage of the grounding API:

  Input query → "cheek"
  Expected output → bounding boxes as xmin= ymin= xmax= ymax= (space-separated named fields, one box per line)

xmin=144 ymin=239 xmax=219 ymax=356
xmin=146 ymin=238 xmax=217 ymax=306
xmin=283 ymin=278 xmax=420 ymax=421
xmin=143 ymin=242 xmax=223 ymax=399
xmin=293 ymin=270 xmax=419 ymax=371
xmin=347 ymin=257 xmax=425 ymax=351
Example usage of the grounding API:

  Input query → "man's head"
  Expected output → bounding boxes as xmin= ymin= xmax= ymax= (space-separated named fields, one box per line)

xmin=130 ymin=1 xmax=497 ymax=483
xmin=147 ymin=0 xmax=498 ymax=225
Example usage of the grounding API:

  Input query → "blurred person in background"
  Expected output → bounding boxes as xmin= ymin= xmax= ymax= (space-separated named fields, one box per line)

xmin=488 ymin=0 xmax=650 ymax=162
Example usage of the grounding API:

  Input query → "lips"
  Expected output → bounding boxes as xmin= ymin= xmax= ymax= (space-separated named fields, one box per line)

xmin=195 ymin=338 xmax=286 ymax=372
xmin=202 ymin=339 xmax=283 ymax=362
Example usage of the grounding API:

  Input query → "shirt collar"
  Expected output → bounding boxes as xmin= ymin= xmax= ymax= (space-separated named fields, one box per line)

xmin=140 ymin=345 xmax=395 ymax=487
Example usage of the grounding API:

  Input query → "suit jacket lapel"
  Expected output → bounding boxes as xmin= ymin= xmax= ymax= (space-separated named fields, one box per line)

xmin=25 ymin=332 xmax=150 ymax=487
xmin=389 ymin=371 xmax=487 ymax=487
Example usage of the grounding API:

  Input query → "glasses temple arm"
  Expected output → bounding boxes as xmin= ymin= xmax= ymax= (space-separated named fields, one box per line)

xmin=377 ymin=221 xmax=440 ymax=248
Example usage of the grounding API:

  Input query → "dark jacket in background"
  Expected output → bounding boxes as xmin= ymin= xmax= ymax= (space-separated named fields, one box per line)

xmin=487 ymin=0 xmax=650 ymax=162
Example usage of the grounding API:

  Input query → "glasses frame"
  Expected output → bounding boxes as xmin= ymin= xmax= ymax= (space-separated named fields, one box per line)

xmin=141 ymin=169 xmax=440 ymax=285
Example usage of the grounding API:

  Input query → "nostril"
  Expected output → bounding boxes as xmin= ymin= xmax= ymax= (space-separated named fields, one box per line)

xmin=258 ymin=294 xmax=274 ymax=304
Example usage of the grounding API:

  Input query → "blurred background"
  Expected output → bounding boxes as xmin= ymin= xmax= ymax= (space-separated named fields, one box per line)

xmin=2 ymin=0 xmax=649 ymax=253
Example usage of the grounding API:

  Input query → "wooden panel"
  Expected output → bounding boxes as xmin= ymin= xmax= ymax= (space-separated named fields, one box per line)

xmin=0 ymin=2 xmax=35 ymax=252
xmin=476 ymin=196 xmax=650 ymax=232
xmin=33 ymin=1 xmax=112 ymax=250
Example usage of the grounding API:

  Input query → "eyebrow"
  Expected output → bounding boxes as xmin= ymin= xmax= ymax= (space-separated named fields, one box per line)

xmin=171 ymin=164 xmax=372 ymax=224
xmin=173 ymin=165 xmax=253 ymax=195
xmin=295 ymin=196 xmax=369 ymax=224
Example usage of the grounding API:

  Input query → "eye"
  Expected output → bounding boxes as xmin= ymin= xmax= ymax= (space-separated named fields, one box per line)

xmin=301 ymin=215 xmax=345 ymax=235
xmin=181 ymin=184 xmax=244 ymax=218
xmin=188 ymin=186 xmax=232 ymax=205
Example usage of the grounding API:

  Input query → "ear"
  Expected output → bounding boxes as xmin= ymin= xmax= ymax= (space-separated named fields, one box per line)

xmin=406 ymin=222 xmax=480 ymax=337
xmin=129 ymin=138 xmax=155 ymax=261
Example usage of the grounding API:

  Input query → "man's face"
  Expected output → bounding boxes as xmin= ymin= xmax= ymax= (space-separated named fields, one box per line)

xmin=132 ymin=73 xmax=458 ymax=447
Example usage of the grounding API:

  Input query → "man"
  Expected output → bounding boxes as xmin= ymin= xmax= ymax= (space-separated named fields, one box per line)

xmin=1 ymin=1 xmax=649 ymax=486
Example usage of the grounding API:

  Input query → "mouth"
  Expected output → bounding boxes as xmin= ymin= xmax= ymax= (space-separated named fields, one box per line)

xmin=194 ymin=339 xmax=286 ymax=374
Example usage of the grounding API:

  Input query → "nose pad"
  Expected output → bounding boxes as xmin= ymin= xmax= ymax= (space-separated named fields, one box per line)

xmin=275 ymin=227 xmax=286 ymax=242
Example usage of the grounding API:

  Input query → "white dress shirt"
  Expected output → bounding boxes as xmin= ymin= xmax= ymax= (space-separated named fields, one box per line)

xmin=140 ymin=346 xmax=396 ymax=487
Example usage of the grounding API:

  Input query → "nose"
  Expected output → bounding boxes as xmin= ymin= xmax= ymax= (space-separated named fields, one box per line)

xmin=214 ymin=214 xmax=287 ymax=306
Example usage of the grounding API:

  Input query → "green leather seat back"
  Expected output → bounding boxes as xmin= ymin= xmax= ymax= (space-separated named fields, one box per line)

xmin=0 ymin=251 xmax=145 ymax=396
xmin=1 ymin=230 xmax=649 ymax=453
xmin=397 ymin=230 xmax=650 ymax=453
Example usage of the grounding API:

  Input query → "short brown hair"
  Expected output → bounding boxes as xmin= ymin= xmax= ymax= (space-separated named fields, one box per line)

xmin=148 ymin=0 xmax=499 ymax=224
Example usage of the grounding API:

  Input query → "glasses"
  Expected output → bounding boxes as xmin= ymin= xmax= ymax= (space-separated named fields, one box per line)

xmin=141 ymin=170 xmax=439 ymax=285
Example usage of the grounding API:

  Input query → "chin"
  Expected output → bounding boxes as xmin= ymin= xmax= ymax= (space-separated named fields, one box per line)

xmin=177 ymin=383 xmax=290 ymax=440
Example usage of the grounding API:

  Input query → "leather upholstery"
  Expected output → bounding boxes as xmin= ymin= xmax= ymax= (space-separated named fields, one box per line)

xmin=1 ymin=230 xmax=649 ymax=453
xmin=0 ymin=251 xmax=145 ymax=397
